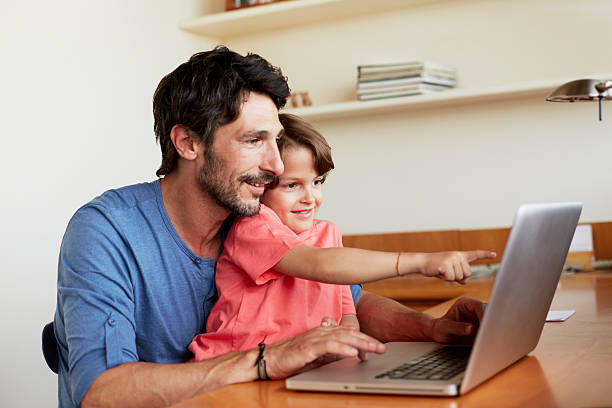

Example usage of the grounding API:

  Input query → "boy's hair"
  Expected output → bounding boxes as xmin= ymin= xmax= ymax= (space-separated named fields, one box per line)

xmin=153 ymin=46 xmax=290 ymax=177
xmin=270 ymin=113 xmax=335 ymax=188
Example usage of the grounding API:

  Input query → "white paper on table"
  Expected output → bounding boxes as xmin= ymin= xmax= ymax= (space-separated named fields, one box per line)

xmin=546 ymin=310 xmax=575 ymax=322
xmin=569 ymin=225 xmax=593 ymax=252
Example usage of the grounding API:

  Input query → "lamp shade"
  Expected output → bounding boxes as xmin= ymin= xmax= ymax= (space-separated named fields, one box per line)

xmin=546 ymin=79 xmax=612 ymax=102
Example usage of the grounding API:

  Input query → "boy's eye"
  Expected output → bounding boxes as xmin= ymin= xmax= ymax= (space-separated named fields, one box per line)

xmin=313 ymin=178 xmax=325 ymax=186
xmin=283 ymin=182 xmax=297 ymax=189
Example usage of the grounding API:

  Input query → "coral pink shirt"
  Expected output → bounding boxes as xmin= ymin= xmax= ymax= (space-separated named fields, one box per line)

xmin=189 ymin=205 xmax=355 ymax=361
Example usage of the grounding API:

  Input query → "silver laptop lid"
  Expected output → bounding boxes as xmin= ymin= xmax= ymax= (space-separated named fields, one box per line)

xmin=461 ymin=202 xmax=582 ymax=393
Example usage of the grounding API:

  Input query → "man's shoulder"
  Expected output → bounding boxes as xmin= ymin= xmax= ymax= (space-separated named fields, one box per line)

xmin=85 ymin=180 xmax=159 ymax=213
xmin=66 ymin=180 xmax=161 ymax=238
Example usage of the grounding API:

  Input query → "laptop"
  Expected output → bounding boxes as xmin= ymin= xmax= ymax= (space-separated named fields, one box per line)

xmin=286 ymin=202 xmax=582 ymax=396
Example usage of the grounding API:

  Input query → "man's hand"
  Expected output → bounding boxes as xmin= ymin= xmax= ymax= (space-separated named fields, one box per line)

xmin=430 ymin=297 xmax=486 ymax=344
xmin=323 ymin=315 xmax=370 ymax=361
xmin=419 ymin=251 xmax=496 ymax=283
xmin=264 ymin=323 xmax=386 ymax=379
xmin=356 ymin=291 xmax=486 ymax=345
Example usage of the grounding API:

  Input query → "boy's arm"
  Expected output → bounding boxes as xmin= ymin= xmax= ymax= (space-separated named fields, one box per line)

xmin=275 ymin=245 xmax=496 ymax=284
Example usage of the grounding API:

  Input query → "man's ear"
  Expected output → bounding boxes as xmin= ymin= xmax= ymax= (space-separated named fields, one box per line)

xmin=170 ymin=125 xmax=199 ymax=161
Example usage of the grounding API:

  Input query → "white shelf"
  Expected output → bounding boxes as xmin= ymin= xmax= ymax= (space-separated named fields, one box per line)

xmin=282 ymin=74 xmax=612 ymax=121
xmin=178 ymin=0 xmax=445 ymax=39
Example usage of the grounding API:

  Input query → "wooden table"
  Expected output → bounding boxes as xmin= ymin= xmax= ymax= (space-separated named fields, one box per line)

xmin=173 ymin=271 xmax=612 ymax=408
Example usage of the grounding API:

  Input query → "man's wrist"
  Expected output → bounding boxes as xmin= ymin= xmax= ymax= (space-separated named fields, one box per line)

xmin=414 ymin=309 xmax=436 ymax=341
xmin=386 ymin=304 xmax=436 ymax=342
xmin=245 ymin=348 xmax=263 ymax=383
xmin=205 ymin=347 xmax=262 ymax=388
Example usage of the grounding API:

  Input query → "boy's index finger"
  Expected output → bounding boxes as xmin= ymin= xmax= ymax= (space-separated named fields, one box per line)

xmin=465 ymin=250 xmax=497 ymax=262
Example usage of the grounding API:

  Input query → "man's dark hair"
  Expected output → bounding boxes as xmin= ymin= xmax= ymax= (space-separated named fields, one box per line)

xmin=153 ymin=46 xmax=290 ymax=177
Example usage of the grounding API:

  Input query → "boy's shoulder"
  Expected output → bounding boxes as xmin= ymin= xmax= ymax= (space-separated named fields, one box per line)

xmin=310 ymin=219 xmax=342 ymax=243
xmin=312 ymin=218 xmax=338 ymax=230
xmin=308 ymin=219 xmax=342 ymax=247
xmin=258 ymin=204 xmax=281 ymax=221
xmin=230 ymin=205 xmax=341 ymax=240
xmin=255 ymin=205 xmax=340 ymax=235
xmin=229 ymin=204 xmax=286 ymax=237
xmin=233 ymin=204 xmax=282 ymax=227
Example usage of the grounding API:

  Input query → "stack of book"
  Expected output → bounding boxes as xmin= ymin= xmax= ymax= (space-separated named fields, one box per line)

xmin=356 ymin=61 xmax=456 ymax=101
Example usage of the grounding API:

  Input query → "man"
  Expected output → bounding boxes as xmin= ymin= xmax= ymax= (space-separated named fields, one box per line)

xmin=54 ymin=46 xmax=486 ymax=407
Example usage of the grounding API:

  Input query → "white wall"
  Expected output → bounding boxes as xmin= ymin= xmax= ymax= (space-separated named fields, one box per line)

xmin=224 ymin=0 xmax=612 ymax=233
xmin=0 ymin=1 xmax=214 ymax=406
xmin=1 ymin=0 xmax=611 ymax=406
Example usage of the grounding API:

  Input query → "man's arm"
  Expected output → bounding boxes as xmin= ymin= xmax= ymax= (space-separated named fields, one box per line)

xmin=82 ymin=351 xmax=257 ymax=408
xmin=356 ymin=290 xmax=485 ymax=344
xmin=82 ymin=324 xmax=385 ymax=407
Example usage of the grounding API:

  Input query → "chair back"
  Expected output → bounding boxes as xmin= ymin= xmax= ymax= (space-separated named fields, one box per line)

xmin=42 ymin=321 xmax=59 ymax=374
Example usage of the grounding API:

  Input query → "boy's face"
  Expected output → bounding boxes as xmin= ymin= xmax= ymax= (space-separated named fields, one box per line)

xmin=261 ymin=146 xmax=324 ymax=234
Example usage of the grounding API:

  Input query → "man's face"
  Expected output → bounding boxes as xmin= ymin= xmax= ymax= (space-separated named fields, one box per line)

xmin=197 ymin=92 xmax=284 ymax=217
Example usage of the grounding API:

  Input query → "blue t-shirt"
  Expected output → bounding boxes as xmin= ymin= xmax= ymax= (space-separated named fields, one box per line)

xmin=54 ymin=180 xmax=362 ymax=407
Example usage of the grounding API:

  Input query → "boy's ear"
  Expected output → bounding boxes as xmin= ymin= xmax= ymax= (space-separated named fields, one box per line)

xmin=170 ymin=125 xmax=199 ymax=161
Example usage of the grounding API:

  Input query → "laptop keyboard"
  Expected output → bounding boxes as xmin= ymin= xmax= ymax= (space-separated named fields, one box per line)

xmin=374 ymin=347 xmax=471 ymax=381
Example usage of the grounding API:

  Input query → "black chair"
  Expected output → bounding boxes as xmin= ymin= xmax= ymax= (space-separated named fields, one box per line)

xmin=42 ymin=321 xmax=59 ymax=374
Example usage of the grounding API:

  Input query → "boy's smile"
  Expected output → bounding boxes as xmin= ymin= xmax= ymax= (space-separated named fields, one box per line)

xmin=261 ymin=146 xmax=324 ymax=234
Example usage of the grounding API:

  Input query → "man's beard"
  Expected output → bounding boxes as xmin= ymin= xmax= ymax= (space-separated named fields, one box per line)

xmin=197 ymin=146 xmax=273 ymax=217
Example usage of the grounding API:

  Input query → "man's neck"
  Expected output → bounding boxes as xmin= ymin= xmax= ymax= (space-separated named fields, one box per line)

xmin=160 ymin=172 xmax=230 ymax=260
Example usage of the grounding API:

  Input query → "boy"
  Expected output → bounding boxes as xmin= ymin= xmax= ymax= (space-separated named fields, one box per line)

xmin=189 ymin=114 xmax=495 ymax=370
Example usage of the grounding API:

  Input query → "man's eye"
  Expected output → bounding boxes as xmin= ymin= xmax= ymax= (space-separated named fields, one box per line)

xmin=247 ymin=138 xmax=261 ymax=144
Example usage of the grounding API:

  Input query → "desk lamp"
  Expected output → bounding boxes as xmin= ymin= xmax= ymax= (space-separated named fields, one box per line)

xmin=546 ymin=79 xmax=612 ymax=120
